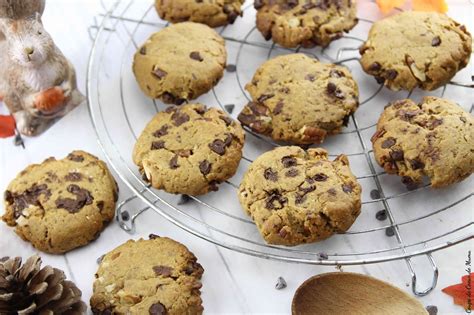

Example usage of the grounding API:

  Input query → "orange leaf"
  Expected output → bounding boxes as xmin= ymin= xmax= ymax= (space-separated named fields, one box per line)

xmin=442 ymin=273 xmax=474 ymax=311
xmin=376 ymin=0 xmax=406 ymax=14
xmin=412 ymin=0 xmax=448 ymax=13
xmin=0 ymin=115 xmax=16 ymax=138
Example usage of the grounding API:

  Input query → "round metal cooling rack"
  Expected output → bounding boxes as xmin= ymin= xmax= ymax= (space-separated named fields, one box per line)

xmin=87 ymin=0 xmax=474 ymax=296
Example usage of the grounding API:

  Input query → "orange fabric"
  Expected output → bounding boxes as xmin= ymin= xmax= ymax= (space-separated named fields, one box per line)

xmin=0 ymin=115 xmax=16 ymax=138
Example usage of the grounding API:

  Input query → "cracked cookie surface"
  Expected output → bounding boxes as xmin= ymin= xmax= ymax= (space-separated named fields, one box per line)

xmin=90 ymin=235 xmax=204 ymax=315
xmin=360 ymin=11 xmax=471 ymax=91
xmin=133 ymin=22 xmax=227 ymax=104
xmin=133 ymin=103 xmax=245 ymax=195
xmin=238 ymin=53 xmax=359 ymax=145
xmin=254 ymin=0 xmax=358 ymax=48
xmin=155 ymin=0 xmax=244 ymax=27
xmin=2 ymin=150 xmax=118 ymax=254
xmin=238 ymin=146 xmax=361 ymax=246
xmin=372 ymin=97 xmax=474 ymax=188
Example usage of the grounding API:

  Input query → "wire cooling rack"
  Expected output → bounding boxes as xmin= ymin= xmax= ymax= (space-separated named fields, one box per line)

xmin=87 ymin=0 xmax=474 ymax=296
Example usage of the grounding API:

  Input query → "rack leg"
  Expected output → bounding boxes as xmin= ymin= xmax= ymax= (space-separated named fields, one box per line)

xmin=116 ymin=194 xmax=150 ymax=234
xmin=405 ymin=253 xmax=439 ymax=296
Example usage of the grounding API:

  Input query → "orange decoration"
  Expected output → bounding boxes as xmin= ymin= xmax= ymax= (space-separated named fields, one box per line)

xmin=376 ymin=0 xmax=405 ymax=14
xmin=442 ymin=273 xmax=474 ymax=311
xmin=375 ymin=0 xmax=448 ymax=14
xmin=0 ymin=115 xmax=16 ymax=138
xmin=34 ymin=87 xmax=65 ymax=112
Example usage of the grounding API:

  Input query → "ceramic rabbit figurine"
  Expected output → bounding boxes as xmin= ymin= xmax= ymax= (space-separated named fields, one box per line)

xmin=0 ymin=13 xmax=84 ymax=136
xmin=0 ymin=0 xmax=45 ymax=40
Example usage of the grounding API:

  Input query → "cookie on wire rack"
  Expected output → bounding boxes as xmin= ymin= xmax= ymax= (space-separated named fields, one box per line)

xmin=132 ymin=22 xmax=227 ymax=105
xmin=133 ymin=103 xmax=245 ymax=196
xmin=359 ymin=11 xmax=471 ymax=91
xmin=254 ymin=0 xmax=358 ymax=48
xmin=238 ymin=146 xmax=362 ymax=246
xmin=238 ymin=53 xmax=359 ymax=145
xmin=371 ymin=97 xmax=474 ymax=189
xmin=2 ymin=150 xmax=118 ymax=254
xmin=155 ymin=0 xmax=245 ymax=27
xmin=90 ymin=235 xmax=204 ymax=315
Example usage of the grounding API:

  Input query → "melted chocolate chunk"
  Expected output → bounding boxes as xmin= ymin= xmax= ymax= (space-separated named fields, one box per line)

xmin=305 ymin=74 xmax=315 ymax=82
xmin=265 ymin=193 xmax=287 ymax=210
xmin=151 ymin=141 xmax=165 ymax=150
xmin=199 ymin=160 xmax=212 ymax=175
xmin=326 ymin=82 xmax=344 ymax=99
xmin=153 ymin=125 xmax=169 ymax=137
xmin=169 ymin=155 xmax=179 ymax=169
xmin=190 ymin=51 xmax=203 ymax=62
xmin=97 ymin=201 xmax=104 ymax=212
xmin=209 ymin=139 xmax=226 ymax=155
xmin=162 ymin=92 xmax=186 ymax=105
xmin=219 ymin=115 xmax=233 ymax=126
xmin=55 ymin=184 xmax=93 ymax=213
xmin=409 ymin=159 xmax=424 ymax=170
xmin=254 ymin=0 xmax=264 ymax=9
xmin=386 ymin=69 xmax=398 ymax=80
xmin=67 ymin=153 xmax=84 ymax=162
xmin=153 ymin=265 xmax=173 ymax=277
xmin=369 ymin=62 xmax=381 ymax=72
xmin=264 ymin=168 xmax=278 ymax=181
xmin=149 ymin=303 xmax=167 ymax=315
xmin=431 ymin=36 xmax=441 ymax=47
xmin=139 ymin=46 xmax=147 ymax=55
xmin=273 ymin=101 xmax=284 ymax=115
xmin=9 ymin=184 xmax=51 ymax=218
xmin=381 ymin=137 xmax=396 ymax=149
xmin=257 ymin=94 xmax=274 ymax=103
xmin=401 ymin=176 xmax=418 ymax=190
xmin=285 ymin=168 xmax=299 ymax=177
xmin=327 ymin=188 xmax=337 ymax=196
xmin=152 ymin=67 xmax=167 ymax=79
xmin=342 ymin=184 xmax=353 ymax=193
xmin=281 ymin=156 xmax=297 ymax=168
xmin=223 ymin=133 xmax=233 ymax=147
xmin=171 ymin=111 xmax=190 ymax=126
xmin=390 ymin=150 xmax=404 ymax=161
xmin=65 ymin=172 xmax=82 ymax=182
xmin=312 ymin=173 xmax=328 ymax=182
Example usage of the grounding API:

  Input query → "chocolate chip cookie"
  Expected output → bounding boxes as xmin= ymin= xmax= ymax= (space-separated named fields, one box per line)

xmin=90 ymin=235 xmax=204 ymax=315
xmin=2 ymin=151 xmax=118 ymax=254
xmin=254 ymin=0 xmax=358 ymax=48
xmin=360 ymin=11 xmax=471 ymax=91
xmin=372 ymin=97 xmax=474 ymax=189
xmin=238 ymin=53 xmax=359 ymax=145
xmin=133 ymin=103 xmax=245 ymax=195
xmin=239 ymin=146 xmax=361 ymax=246
xmin=133 ymin=22 xmax=227 ymax=104
xmin=155 ymin=0 xmax=244 ymax=27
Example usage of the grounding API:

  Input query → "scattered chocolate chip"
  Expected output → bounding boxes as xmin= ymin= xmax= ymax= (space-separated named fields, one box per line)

xmin=375 ymin=210 xmax=387 ymax=221
xmin=401 ymin=176 xmax=418 ymax=190
xmin=223 ymin=133 xmax=233 ymax=147
xmin=313 ymin=173 xmax=328 ymax=182
xmin=55 ymin=184 xmax=93 ymax=213
xmin=273 ymin=101 xmax=284 ymax=115
xmin=121 ymin=211 xmax=130 ymax=221
xmin=317 ymin=252 xmax=329 ymax=260
xmin=153 ymin=125 xmax=169 ymax=137
xmin=431 ymin=36 xmax=441 ymax=47
xmin=264 ymin=168 xmax=278 ymax=181
xmin=65 ymin=172 xmax=82 ymax=182
xmin=428 ymin=118 xmax=443 ymax=130
xmin=370 ymin=189 xmax=381 ymax=200
xmin=149 ymin=234 xmax=160 ymax=239
xmin=97 ymin=201 xmax=104 ymax=212
xmin=152 ymin=67 xmax=167 ymax=79
xmin=208 ymin=180 xmax=220 ymax=192
xmin=226 ymin=64 xmax=237 ymax=72
xmin=369 ymin=62 xmax=381 ymax=72
xmin=149 ymin=302 xmax=167 ymax=315
xmin=67 ymin=153 xmax=84 ymax=162
xmin=386 ymin=69 xmax=398 ymax=80
xmin=151 ymin=141 xmax=165 ymax=150
xmin=177 ymin=194 xmax=190 ymax=205
xmin=275 ymin=277 xmax=287 ymax=290
xmin=190 ymin=51 xmax=203 ymax=62
xmin=209 ymin=139 xmax=226 ymax=155
xmin=305 ymin=74 xmax=315 ymax=82
xmin=390 ymin=150 xmax=404 ymax=161
xmin=281 ymin=156 xmax=297 ymax=168
xmin=327 ymin=188 xmax=337 ymax=196
xmin=409 ymin=159 xmax=424 ymax=170
xmin=381 ymin=137 xmax=396 ymax=149
xmin=162 ymin=92 xmax=186 ymax=105
xmin=169 ymin=155 xmax=179 ymax=169
xmin=426 ymin=305 xmax=438 ymax=315
xmin=265 ymin=193 xmax=287 ymax=210
xmin=171 ymin=111 xmax=190 ymax=126
xmin=224 ymin=104 xmax=235 ymax=113
xmin=299 ymin=184 xmax=316 ymax=194
xmin=285 ymin=168 xmax=299 ymax=177
xmin=342 ymin=184 xmax=352 ymax=193
xmin=326 ymin=82 xmax=344 ymax=99
xmin=257 ymin=94 xmax=274 ymax=103
xmin=153 ymin=265 xmax=173 ymax=277
xmin=140 ymin=46 xmax=147 ymax=55
xmin=385 ymin=227 xmax=395 ymax=237
xmin=219 ymin=115 xmax=233 ymax=126
xmin=199 ymin=160 xmax=212 ymax=175
xmin=165 ymin=106 xmax=178 ymax=113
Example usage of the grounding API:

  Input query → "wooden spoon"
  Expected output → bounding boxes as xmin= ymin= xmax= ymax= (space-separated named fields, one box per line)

xmin=292 ymin=272 xmax=428 ymax=315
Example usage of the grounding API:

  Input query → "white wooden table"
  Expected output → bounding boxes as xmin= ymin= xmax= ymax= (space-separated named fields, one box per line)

xmin=0 ymin=1 xmax=472 ymax=314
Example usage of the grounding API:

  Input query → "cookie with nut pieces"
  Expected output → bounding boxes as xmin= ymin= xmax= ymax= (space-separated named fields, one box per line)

xmin=2 ymin=150 xmax=118 ymax=254
xmin=238 ymin=53 xmax=359 ymax=145
xmin=239 ymin=146 xmax=361 ymax=246
xmin=133 ymin=103 xmax=245 ymax=195
xmin=90 ymin=235 xmax=204 ymax=315
xmin=133 ymin=22 xmax=227 ymax=104
xmin=372 ymin=97 xmax=474 ymax=189
xmin=359 ymin=11 xmax=471 ymax=91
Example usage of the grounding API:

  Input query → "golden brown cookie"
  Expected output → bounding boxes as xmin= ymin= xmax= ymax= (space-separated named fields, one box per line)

xmin=155 ymin=0 xmax=245 ymax=27
xmin=133 ymin=22 xmax=227 ymax=104
xmin=371 ymin=97 xmax=474 ymax=189
xmin=238 ymin=54 xmax=359 ymax=145
xmin=239 ymin=146 xmax=361 ymax=246
xmin=2 ymin=151 xmax=118 ymax=254
xmin=359 ymin=11 xmax=472 ymax=91
xmin=133 ymin=104 xmax=245 ymax=195
xmin=90 ymin=235 xmax=204 ymax=315
xmin=254 ymin=0 xmax=358 ymax=48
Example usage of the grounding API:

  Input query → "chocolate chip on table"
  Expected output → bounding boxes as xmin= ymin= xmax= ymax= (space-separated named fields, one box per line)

xmin=281 ymin=156 xmax=297 ymax=168
xmin=149 ymin=302 xmax=167 ymax=315
xmin=55 ymin=184 xmax=93 ymax=213
xmin=153 ymin=125 xmax=169 ymax=137
xmin=375 ymin=209 xmax=387 ymax=221
xmin=426 ymin=305 xmax=438 ymax=315
xmin=381 ymin=137 xmax=396 ymax=149
xmin=151 ymin=140 xmax=165 ymax=150
xmin=317 ymin=252 xmax=329 ymax=260
xmin=189 ymin=51 xmax=203 ymax=62
xmin=224 ymin=104 xmax=235 ymax=113
xmin=152 ymin=67 xmax=167 ymax=79
xmin=139 ymin=46 xmax=147 ymax=55
xmin=385 ymin=226 xmax=395 ymax=237
xmin=401 ymin=176 xmax=418 ymax=191
xmin=177 ymin=194 xmax=190 ymax=205
xmin=275 ymin=277 xmax=287 ymax=290
xmin=153 ymin=265 xmax=173 ymax=277
xmin=199 ymin=160 xmax=212 ymax=175
xmin=264 ymin=168 xmax=278 ymax=181
xmin=121 ymin=211 xmax=130 ymax=221
xmin=226 ymin=64 xmax=237 ymax=72
xmin=209 ymin=139 xmax=226 ymax=155
xmin=431 ymin=36 xmax=441 ymax=47
xmin=370 ymin=189 xmax=381 ymax=200
xmin=169 ymin=155 xmax=179 ymax=169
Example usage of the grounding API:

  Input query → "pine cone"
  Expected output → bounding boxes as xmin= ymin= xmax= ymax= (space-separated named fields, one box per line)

xmin=0 ymin=255 xmax=86 ymax=314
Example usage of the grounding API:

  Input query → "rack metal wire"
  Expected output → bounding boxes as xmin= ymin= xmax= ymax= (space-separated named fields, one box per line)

xmin=87 ymin=0 xmax=474 ymax=296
